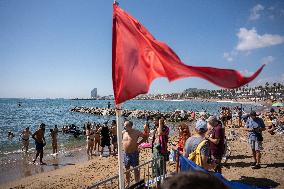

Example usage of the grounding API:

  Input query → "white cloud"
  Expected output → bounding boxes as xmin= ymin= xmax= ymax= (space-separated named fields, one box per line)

xmin=249 ymin=4 xmax=264 ymax=21
xmin=223 ymin=52 xmax=233 ymax=62
xmin=236 ymin=28 xmax=284 ymax=51
xmin=223 ymin=51 xmax=238 ymax=62
xmin=261 ymin=56 xmax=275 ymax=65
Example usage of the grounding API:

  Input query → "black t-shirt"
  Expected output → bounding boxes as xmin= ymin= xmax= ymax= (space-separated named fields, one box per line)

xmin=101 ymin=127 xmax=110 ymax=138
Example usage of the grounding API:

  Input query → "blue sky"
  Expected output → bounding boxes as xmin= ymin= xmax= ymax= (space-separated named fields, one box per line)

xmin=0 ymin=0 xmax=284 ymax=98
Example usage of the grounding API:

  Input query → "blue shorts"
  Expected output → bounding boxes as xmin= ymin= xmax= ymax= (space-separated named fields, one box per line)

xmin=112 ymin=135 xmax=117 ymax=144
xmin=249 ymin=140 xmax=263 ymax=151
xmin=124 ymin=151 xmax=139 ymax=168
xmin=35 ymin=141 xmax=45 ymax=151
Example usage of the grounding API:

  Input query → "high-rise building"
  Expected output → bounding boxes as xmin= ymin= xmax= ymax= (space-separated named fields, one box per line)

xmin=91 ymin=88 xmax=97 ymax=98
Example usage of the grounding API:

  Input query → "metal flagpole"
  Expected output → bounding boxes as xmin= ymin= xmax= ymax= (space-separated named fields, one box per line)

xmin=116 ymin=104 xmax=125 ymax=189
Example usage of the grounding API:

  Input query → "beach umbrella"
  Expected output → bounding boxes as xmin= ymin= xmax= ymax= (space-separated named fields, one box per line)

xmin=272 ymin=102 xmax=284 ymax=107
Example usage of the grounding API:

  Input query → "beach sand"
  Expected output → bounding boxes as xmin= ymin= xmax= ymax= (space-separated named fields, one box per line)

xmin=1 ymin=122 xmax=284 ymax=189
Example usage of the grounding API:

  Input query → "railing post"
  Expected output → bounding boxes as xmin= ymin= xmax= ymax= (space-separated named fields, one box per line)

xmin=162 ymin=156 xmax=166 ymax=181
xmin=176 ymin=150 xmax=180 ymax=173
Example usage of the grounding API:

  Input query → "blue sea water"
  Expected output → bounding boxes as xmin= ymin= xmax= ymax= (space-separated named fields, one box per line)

xmin=0 ymin=98 xmax=261 ymax=155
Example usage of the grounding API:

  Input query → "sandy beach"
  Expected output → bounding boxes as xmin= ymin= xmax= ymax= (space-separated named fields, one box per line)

xmin=1 ymin=119 xmax=283 ymax=189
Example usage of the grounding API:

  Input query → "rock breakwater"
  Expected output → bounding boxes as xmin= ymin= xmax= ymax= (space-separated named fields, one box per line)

xmin=70 ymin=107 xmax=204 ymax=122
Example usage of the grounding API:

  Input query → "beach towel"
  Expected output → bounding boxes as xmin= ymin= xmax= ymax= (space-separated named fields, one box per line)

xmin=180 ymin=155 xmax=265 ymax=189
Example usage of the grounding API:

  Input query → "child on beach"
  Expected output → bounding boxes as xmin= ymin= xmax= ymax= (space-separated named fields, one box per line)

xmin=50 ymin=129 xmax=58 ymax=154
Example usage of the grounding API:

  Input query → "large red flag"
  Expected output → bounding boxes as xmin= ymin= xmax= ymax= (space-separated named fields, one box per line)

xmin=112 ymin=3 xmax=264 ymax=105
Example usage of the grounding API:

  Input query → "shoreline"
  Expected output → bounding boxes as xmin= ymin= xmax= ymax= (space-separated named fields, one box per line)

xmin=1 ymin=99 xmax=283 ymax=188
xmin=0 ymin=144 xmax=89 ymax=185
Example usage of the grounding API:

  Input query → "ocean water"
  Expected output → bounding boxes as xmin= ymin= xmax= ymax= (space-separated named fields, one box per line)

xmin=0 ymin=98 xmax=260 ymax=156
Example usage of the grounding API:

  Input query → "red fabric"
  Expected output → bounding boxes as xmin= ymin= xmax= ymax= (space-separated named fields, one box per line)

xmin=112 ymin=4 xmax=265 ymax=105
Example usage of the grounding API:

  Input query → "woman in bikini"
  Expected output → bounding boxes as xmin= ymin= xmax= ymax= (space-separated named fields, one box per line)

xmin=21 ymin=127 xmax=32 ymax=153
xmin=94 ymin=124 xmax=101 ymax=154
xmin=143 ymin=122 xmax=150 ymax=143
xmin=86 ymin=123 xmax=95 ymax=156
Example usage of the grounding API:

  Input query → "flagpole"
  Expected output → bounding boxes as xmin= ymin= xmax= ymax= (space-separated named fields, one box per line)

xmin=116 ymin=104 xmax=125 ymax=189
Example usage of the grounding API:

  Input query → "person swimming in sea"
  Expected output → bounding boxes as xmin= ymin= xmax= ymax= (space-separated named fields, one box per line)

xmin=8 ymin=131 xmax=15 ymax=139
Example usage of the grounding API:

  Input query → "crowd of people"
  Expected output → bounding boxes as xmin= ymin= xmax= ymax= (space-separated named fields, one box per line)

xmin=5 ymin=104 xmax=284 ymax=187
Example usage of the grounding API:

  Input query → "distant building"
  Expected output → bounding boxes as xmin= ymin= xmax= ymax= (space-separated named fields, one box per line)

xmin=91 ymin=88 xmax=97 ymax=98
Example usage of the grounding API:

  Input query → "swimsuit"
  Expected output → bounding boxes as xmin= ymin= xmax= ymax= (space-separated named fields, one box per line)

xmin=35 ymin=141 xmax=44 ymax=151
xmin=124 ymin=151 xmax=139 ymax=167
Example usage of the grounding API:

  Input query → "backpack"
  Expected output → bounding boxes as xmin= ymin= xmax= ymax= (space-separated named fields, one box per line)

xmin=188 ymin=140 xmax=208 ymax=167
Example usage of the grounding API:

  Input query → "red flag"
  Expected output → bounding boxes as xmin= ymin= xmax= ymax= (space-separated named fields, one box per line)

xmin=112 ymin=4 xmax=264 ymax=105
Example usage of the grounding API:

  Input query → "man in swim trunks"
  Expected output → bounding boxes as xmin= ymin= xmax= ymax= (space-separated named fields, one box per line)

xmin=50 ymin=129 xmax=58 ymax=154
xmin=32 ymin=123 xmax=46 ymax=165
xmin=122 ymin=120 xmax=146 ymax=187
xmin=21 ymin=127 xmax=32 ymax=153
xmin=111 ymin=120 xmax=118 ymax=155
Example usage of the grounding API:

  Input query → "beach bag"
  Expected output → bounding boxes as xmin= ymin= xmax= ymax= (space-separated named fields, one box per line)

xmin=188 ymin=140 xmax=208 ymax=167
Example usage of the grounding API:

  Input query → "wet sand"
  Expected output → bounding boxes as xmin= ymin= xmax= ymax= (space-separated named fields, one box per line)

xmin=0 ymin=145 xmax=89 ymax=184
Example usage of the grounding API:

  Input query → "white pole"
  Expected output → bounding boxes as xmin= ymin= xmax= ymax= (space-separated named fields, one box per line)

xmin=116 ymin=104 xmax=125 ymax=189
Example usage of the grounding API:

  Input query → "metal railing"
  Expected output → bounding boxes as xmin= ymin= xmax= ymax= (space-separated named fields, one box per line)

xmin=86 ymin=156 xmax=175 ymax=189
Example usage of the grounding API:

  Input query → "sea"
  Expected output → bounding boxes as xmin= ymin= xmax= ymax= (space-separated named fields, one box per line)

xmin=0 ymin=98 xmax=262 ymax=184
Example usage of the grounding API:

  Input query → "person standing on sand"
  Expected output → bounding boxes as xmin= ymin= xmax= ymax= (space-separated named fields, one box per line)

xmin=50 ymin=129 xmax=58 ymax=154
xmin=94 ymin=124 xmax=101 ymax=154
xmin=244 ymin=111 xmax=266 ymax=169
xmin=152 ymin=116 xmax=169 ymax=179
xmin=184 ymin=120 xmax=216 ymax=171
xmin=20 ymin=127 xmax=32 ymax=153
xmin=143 ymin=122 xmax=150 ymax=143
xmin=111 ymin=120 xmax=118 ymax=155
xmin=99 ymin=122 xmax=112 ymax=157
xmin=122 ymin=120 xmax=146 ymax=187
xmin=86 ymin=123 xmax=95 ymax=156
xmin=177 ymin=123 xmax=191 ymax=152
xmin=237 ymin=107 xmax=243 ymax=127
xmin=32 ymin=123 xmax=46 ymax=165
xmin=206 ymin=116 xmax=225 ymax=173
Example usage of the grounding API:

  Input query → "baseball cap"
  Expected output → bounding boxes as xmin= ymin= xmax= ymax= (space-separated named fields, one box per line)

xmin=195 ymin=119 xmax=208 ymax=133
